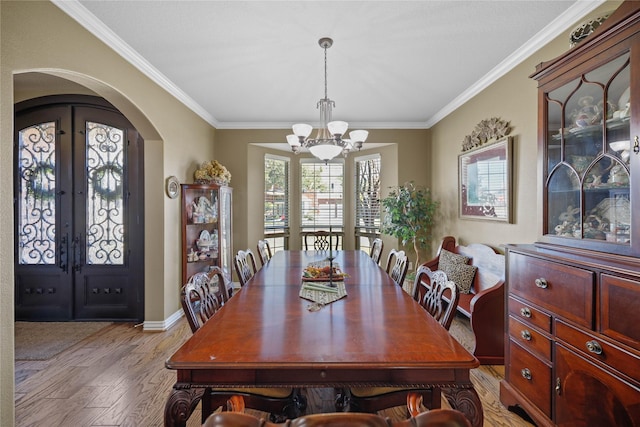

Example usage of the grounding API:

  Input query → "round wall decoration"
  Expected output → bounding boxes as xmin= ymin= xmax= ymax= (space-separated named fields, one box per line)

xmin=166 ymin=176 xmax=180 ymax=199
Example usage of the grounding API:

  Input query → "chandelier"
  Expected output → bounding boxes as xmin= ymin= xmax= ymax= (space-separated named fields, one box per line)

xmin=286 ymin=37 xmax=368 ymax=162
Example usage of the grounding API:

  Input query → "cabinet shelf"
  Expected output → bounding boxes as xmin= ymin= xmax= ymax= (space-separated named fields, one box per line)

xmin=181 ymin=183 xmax=233 ymax=285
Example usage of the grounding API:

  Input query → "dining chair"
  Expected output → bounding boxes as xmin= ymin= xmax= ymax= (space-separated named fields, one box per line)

xmin=257 ymin=239 xmax=273 ymax=267
xmin=385 ymin=249 xmax=409 ymax=288
xmin=369 ymin=238 xmax=384 ymax=265
xmin=180 ymin=271 xmax=306 ymax=423
xmin=204 ymin=399 xmax=472 ymax=426
xmin=343 ymin=265 xmax=461 ymax=416
xmin=181 ymin=269 xmax=228 ymax=333
xmin=302 ymin=230 xmax=343 ymax=251
xmin=412 ymin=266 xmax=460 ymax=330
xmin=234 ymin=249 xmax=258 ymax=286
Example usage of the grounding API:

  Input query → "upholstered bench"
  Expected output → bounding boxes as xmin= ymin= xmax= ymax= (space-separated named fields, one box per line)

xmin=422 ymin=236 xmax=505 ymax=365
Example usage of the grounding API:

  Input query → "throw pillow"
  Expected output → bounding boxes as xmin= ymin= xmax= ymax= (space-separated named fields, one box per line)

xmin=438 ymin=249 xmax=476 ymax=294
xmin=441 ymin=263 xmax=477 ymax=294
xmin=439 ymin=249 xmax=470 ymax=266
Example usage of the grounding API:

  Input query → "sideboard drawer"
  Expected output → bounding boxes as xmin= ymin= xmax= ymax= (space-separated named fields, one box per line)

xmin=555 ymin=319 xmax=640 ymax=385
xmin=507 ymin=340 xmax=552 ymax=418
xmin=508 ymin=296 xmax=551 ymax=333
xmin=601 ymin=274 xmax=640 ymax=352
xmin=508 ymin=252 xmax=594 ymax=328
xmin=509 ymin=316 xmax=551 ymax=361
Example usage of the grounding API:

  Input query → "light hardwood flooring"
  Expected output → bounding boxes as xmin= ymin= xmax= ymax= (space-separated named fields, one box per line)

xmin=15 ymin=316 xmax=533 ymax=426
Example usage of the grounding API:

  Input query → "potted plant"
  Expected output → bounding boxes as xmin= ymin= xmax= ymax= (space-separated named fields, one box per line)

xmin=381 ymin=181 xmax=439 ymax=272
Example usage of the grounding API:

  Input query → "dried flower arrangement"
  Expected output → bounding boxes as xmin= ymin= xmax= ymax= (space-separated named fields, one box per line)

xmin=194 ymin=160 xmax=231 ymax=185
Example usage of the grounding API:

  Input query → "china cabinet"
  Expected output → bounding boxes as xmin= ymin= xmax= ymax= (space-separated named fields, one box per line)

xmin=181 ymin=183 xmax=233 ymax=285
xmin=500 ymin=2 xmax=640 ymax=426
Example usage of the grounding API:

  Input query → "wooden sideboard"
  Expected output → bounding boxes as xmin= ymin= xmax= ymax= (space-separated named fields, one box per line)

xmin=500 ymin=244 xmax=640 ymax=425
xmin=501 ymin=2 xmax=640 ymax=424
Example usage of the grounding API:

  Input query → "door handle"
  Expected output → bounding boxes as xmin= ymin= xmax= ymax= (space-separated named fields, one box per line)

xmin=58 ymin=234 xmax=69 ymax=273
xmin=72 ymin=234 xmax=82 ymax=273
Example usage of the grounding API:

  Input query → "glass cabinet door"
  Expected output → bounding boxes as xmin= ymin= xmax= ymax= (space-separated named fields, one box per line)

xmin=544 ymin=52 xmax=631 ymax=248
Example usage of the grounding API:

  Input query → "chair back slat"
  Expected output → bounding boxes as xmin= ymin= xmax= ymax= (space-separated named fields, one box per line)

xmin=257 ymin=239 xmax=272 ymax=267
xmin=181 ymin=268 xmax=231 ymax=333
xmin=385 ymin=249 xmax=409 ymax=288
xmin=235 ymin=249 xmax=258 ymax=287
xmin=369 ymin=238 xmax=384 ymax=265
xmin=413 ymin=266 xmax=460 ymax=331
xmin=302 ymin=231 xmax=344 ymax=251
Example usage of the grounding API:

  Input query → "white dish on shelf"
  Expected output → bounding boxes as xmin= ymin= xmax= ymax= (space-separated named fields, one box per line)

xmin=618 ymin=87 xmax=630 ymax=111
xmin=609 ymin=140 xmax=630 ymax=162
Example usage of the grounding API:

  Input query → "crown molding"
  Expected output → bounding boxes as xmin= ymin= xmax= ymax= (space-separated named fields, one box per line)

xmin=425 ymin=0 xmax=607 ymax=128
xmin=51 ymin=0 xmax=219 ymax=128
xmin=53 ymin=0 xmax=605 ymax=131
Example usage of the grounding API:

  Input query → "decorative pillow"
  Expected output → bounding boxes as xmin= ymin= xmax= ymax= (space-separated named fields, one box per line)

xmin=438 ymin=249 xmax=476 ymax=294
xmin=439 ymin=249 xmax=470 ymax=266
xmin=441 ymin=263 xmax=477 ymax=294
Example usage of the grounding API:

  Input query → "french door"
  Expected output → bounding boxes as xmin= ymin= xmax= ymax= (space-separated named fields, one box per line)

xmin=14 ymin=97 xmax=144 ymax=321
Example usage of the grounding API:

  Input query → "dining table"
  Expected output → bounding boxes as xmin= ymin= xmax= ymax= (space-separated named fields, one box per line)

xmin=164 ymin=250 xmax=482 ymax=427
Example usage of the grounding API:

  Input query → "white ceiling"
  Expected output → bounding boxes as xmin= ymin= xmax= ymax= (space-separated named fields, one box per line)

xmin=52 ymin=0 xmax=606 ymax=131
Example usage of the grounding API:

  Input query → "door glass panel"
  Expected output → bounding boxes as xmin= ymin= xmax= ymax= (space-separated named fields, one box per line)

xmin=86 ymin=121 xmax=125 ymax=265
xmin=547 ymin=164 xmax=580 ymax=237
xmin=17 ymin=122 xmax=57 ymax=265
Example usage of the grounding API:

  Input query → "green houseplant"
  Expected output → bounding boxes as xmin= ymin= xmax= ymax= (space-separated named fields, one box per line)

xmin=381 ymin=182 xmax=439 ymax=271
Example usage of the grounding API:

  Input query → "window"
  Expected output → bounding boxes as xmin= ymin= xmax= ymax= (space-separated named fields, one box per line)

xmin=264 ymin=155 xmax=289 ymax=252
xmin=355 ymin=155 xmax=381 ymax=251
xmin=300 ymin=160 xmax=344 ymax=232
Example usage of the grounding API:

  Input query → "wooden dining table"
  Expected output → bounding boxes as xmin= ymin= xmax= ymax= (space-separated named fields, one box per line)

xmin=164 ymin=250 xmax=482 ymax=427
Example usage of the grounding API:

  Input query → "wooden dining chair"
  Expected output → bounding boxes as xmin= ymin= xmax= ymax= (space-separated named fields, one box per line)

xmin=385 ymin=249 xmax=409 ymax=288
xmin=181 ymin=269 xmax=230 ymax=333
xmin=303 ymin=230 xmax=343 ymax=251
xmin=369 ymin=238 xmax=384 ymax=265
xmin=234 ymin=249 xmax=258 ymax=286
xmin=412 ymin=266 xmax=460 ymax=330
xmin=344 ymin=266 xmax=461 ymax=416
xmin=257 ymin=239 xmax=273 ymax=267
xmin=180 ymin=271 xmax=306 ymax=423
xmin=204 ymin=396 xmax=471 ymax=427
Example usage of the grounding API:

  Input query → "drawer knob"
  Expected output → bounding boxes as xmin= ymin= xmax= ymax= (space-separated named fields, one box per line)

xmin=535 ymin=278 xmax=548 ymax=289
xmin=586 ymin=340 xmax=603 ymax=355
xmin=520 ymin=307 xmax=532 ymax=318
xmin=520 ymin=330 xmax=532 ymax=341
xmin=521 ymin=368 xmax=532 ymax=380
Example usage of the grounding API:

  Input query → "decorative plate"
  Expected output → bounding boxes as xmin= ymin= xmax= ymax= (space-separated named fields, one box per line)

xmin=166 ymin=176 xmax=179 ymax=199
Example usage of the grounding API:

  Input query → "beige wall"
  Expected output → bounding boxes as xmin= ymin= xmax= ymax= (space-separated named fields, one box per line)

xmin=1 ymin=2 xmax=217 ymax=424
xmin=429 ymin=1 xmax=622 ymax=251
xmin=214 ymin=129 xmax=429 ymax=269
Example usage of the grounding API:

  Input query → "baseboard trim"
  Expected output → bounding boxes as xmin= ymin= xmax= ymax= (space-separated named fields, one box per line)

xmin=142 ymin=309 xmax=183 ymax=332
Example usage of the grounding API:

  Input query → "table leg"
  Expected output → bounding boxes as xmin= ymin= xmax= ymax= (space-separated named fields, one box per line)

xmin=442 ymin=386 xmax=484 ymax=427
xmin=164 ymin=387 xmax=203 ymax=427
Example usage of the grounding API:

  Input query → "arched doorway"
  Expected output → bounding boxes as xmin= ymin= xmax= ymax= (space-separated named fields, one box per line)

xmin=14 ymin=95 xmax=144 ymax=321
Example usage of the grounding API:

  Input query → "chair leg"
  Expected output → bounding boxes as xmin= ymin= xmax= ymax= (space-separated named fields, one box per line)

xmin=334 ymin=387 xmax=351 ymax=412
xmin=269 ymin=388 xmax=308 ymax=422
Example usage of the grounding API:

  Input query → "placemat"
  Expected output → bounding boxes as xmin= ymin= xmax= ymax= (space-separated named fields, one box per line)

xmin=299 ymin=281 xmax=347 ymax=305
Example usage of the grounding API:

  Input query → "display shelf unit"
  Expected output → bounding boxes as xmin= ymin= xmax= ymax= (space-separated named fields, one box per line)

xmin=181 ymin=183 xmax=233 ymax=285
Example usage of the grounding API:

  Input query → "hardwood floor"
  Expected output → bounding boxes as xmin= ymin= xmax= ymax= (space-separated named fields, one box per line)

xmin=15 ymin=316 xmax=533 ymax=426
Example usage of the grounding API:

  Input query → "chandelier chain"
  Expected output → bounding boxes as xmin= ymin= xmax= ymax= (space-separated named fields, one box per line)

xmin=324 ymin=43 xmax=328 ymax=100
